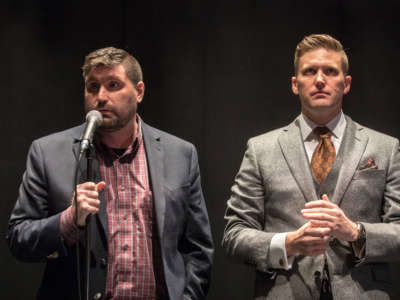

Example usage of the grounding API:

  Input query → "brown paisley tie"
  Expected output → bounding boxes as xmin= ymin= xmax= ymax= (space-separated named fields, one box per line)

xmin=311 ymin=126 xmax=336 ymax=184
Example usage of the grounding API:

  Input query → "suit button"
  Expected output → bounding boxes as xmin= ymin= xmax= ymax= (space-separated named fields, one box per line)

xmin=100 ymin=257 xmax=107 ymax=268
xmin=93 ymin=292 xmax=102 ymax=300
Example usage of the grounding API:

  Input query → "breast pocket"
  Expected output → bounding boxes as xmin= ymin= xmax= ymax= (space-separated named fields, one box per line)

xmin=348 ymin=169 xmax=386 ymax=217
xmin=352 ymin=169 xmax=386 ymax=181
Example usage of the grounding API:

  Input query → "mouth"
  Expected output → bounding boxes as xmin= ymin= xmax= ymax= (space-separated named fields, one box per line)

xmin=311 ymin=91 xmax=330 ymax=97
xmin=98 ymin=109 xmax=114 ymax=117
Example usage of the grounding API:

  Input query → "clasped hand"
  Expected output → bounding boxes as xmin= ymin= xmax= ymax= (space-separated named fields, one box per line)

xmin=71 ymin=181 xmax=106 ymax=227
xmin=286 ymin=195 xmax=358 ymax=257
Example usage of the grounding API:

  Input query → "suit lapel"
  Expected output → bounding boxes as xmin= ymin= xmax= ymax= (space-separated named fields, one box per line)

xmin=72 ymin=130 xmax=108 ymax=240
xmin=278 ymin=119 xmax=318 ymax=202
xmin=331 ymin=116 xmax=368 ymax=205
xmin=142 ymin=122 xmax=165 ymax=238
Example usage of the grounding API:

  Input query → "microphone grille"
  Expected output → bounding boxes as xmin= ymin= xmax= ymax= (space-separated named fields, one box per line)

xmin=85 ymin=110 xmax=103 ymax=125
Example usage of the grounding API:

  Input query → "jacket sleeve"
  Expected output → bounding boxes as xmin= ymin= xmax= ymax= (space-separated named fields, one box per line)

xmin=222 ymin=139 xmax=276 ymax=273
xmin=7 ymin=140 xmax=69 ymax=262
xmin=181 ymin=146 xmax=214 ymax=300
xmin=359 ymin=138 xmax=400 ymax=265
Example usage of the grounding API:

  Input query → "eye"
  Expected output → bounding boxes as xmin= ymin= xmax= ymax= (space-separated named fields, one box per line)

xmin=86 ymin=82 xmax=100 ymax=93
xmin=302 ymin=68 xmax=316 ymax=75
xmin=325 ymin=67 xmax=339 ymax=76
xmin=107 ymin=80 xmax=123 ymax=90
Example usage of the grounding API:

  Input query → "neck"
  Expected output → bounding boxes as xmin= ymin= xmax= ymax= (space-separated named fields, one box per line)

xmin=100 ymin=117 xmax=138 ymax=149
xmin=302 ymin=108 xmax=341 ymax=126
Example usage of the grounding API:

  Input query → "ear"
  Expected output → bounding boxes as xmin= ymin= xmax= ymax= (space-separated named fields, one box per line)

xmin=135 ymin=81 xmax=145 ymax=103
xmin=291 ymin=76 xmax=299 ymax=95
xmin=343 ymin=75 xmax=352 ymax=95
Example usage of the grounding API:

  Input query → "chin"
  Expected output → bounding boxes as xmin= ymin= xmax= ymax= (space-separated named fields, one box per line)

xmin=309 ymin=99 xmax=338 ymax=108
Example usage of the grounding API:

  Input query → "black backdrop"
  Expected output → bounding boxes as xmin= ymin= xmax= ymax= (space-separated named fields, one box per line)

xmin=2 ymin=1 xmax=400 ymax=299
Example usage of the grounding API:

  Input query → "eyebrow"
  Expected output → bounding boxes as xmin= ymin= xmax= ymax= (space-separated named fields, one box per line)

xmin=301 ymin=64 xmax=338 ymax=69
xmin=85 ymin=75 xmax=121 ymax=83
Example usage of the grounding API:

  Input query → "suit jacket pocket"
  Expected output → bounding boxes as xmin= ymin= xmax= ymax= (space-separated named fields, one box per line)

xmin=347 ymin=170 xmax=386 ymax=218
xmin=352 ymin=169 xmax=385 ymax=180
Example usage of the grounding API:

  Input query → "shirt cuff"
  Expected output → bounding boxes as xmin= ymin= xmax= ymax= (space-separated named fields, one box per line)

xmin=268 ymin=232 xmax=294 ymax=270
xmin=60 ymin=206 xmax=79 ymax=246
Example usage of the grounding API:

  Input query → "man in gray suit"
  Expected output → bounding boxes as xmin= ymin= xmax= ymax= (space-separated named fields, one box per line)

xmin=222 ymin=34 xmax=400 ymax=299
xmin=8 ymin=47 xmax=213 ymax=300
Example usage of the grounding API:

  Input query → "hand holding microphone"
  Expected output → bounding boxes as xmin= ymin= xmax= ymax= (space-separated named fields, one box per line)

xmin=74 ymin=110 xmax=105 ymax=226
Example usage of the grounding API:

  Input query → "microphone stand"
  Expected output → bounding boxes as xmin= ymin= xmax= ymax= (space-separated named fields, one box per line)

xmin=84 ymin=143 xmax=94 ymax=300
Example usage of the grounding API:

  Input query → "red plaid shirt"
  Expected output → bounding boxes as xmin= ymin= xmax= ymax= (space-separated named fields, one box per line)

xmin=61 ymin=117 xmax=167 ymax=300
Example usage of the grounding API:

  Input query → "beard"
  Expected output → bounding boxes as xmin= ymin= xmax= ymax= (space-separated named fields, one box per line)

xmin=85 ymin=102 xmax=137 ymax=133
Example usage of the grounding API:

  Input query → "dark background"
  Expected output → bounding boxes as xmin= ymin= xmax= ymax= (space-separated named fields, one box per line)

xmin=2 ymin=0 xmax=400 ymax=299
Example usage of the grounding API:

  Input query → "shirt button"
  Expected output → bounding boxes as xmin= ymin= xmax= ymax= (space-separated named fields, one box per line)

xmin=123 ymin=245 xmax=128 ymax=251
xmin=120 ymin=186 xmax=125 ymax=191
xmin=123 ymin=215 xmax=127 ymax=220
xmin=93 ymin=292 xmax=102 ymax=300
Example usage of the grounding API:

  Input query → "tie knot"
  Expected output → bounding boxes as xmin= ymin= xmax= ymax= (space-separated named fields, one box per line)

xmin=314 ymin=126 xmax=331 ymax=138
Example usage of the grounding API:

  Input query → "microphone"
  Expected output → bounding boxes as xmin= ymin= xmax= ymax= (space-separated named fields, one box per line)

xmin=79 ymin=110 xmax=103 ymax=158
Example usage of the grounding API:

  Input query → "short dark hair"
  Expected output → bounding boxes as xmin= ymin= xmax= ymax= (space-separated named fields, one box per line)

xmin=82 ymin=47 xmax=143 ymax=84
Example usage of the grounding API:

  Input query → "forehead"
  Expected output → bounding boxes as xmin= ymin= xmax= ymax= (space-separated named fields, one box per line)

xmin=85 ymin=64 xmax=128 ymax=82
xmin=298 ymin=48 xmax=342 ymax=68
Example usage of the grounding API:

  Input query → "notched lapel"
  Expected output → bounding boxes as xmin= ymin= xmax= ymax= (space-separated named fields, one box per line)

xmin=332 ymin=117 xmax=368 ymax=205
xmin=278 ymin=119 xmax=318 ymax=202
xmin=142 ymin=123 xmax=166 ymax=239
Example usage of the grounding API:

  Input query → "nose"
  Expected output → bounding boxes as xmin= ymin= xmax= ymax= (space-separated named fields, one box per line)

xmin=97 ymin=85 xmax=108 ymax=105
xmin=315 ymin=70 xmax=325 ymax=89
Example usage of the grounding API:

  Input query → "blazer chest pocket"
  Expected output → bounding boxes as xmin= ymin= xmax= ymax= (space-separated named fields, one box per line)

xmin=352 ymin=169 xmax=385 ymax=181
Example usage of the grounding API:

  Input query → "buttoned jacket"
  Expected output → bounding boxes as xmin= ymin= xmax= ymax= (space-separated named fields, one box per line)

xmin=223 ymin=115 xmax=400 ymax=300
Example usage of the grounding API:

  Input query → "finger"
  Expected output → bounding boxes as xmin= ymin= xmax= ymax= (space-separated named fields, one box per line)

xmin=76 ymin=192 xmax=101 ymax=210
xmin=302 ymin=207 xmax=337 ymax=214
xmin=304 ymin=226 xmax=331 ymax=238
xmin=302 ymin=212 xmax=336 ymax=223
xmin=77 ymin=182 xmax=97 ymax=190
xmin=305 ymin=200 xmax=335 ymax=209
xmin=309 ymin=219 xmax=333 ymax=229
xmin=77 ymin=189 xmax=99 ymax=200
xmin=78 ymin=196 xmax=101 ymax=208
xmin=96 ymin=181 xmax=106 ymax=192
xmin=79 ymin=202 xmax=99 ymax=216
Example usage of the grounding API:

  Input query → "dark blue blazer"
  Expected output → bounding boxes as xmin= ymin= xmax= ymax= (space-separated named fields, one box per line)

xmin=7 ymin=121 xmax=214 ymax=300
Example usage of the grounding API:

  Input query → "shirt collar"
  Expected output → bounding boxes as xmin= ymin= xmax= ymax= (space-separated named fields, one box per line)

xmin=95 ymin=114 xmax=143 ymax=160
xmin=299 ymin=111 xmax=346 ymax=141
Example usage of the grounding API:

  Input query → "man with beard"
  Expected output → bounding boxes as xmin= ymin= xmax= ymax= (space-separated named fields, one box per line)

xmin=7 ymin=47 xmax=213 ymax=300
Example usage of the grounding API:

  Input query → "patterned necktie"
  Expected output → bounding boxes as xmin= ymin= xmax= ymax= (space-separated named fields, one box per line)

xmin=311 ymin=126 xmax=336 ymax=184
